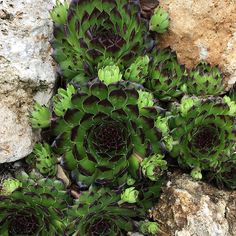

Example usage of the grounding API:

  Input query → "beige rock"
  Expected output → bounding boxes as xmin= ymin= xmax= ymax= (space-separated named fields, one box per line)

xmin=159 ymin=0 xmax=236 ymax=87
xmin=0 ymin=0 xmax=56 ymax=163
xmin=151 ymin=172 xmax=236 ymax=236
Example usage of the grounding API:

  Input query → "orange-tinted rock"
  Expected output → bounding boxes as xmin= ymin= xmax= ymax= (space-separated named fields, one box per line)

xmin=159 ymin=0 xmax=236 ymax=87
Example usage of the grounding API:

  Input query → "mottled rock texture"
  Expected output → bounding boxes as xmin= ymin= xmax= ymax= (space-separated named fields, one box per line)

xmin=159 ymin=0 xmax=236 ymax=87
xmin=0 ymin=0 xmax=56 ymax=163
xmin=151 ymin=172 xmax=236 ymax=236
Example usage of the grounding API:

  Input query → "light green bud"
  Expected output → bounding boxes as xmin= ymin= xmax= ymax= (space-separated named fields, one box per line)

xmin=191 ymin=168 xmax=203 ymax=180
xmin=141 ymin=155 xmax=167 ymax=181
xmin=126 ymin=175 xmax=136 ymax=186
xmin=31 ymin=102 xmax=51 ymax=129
xmin=140 ymin=221 xmax=159 ymax=235
xmin=34 ymin=143 xmax=57 ymax=176
xmin=53 ymin=84 xmax=76 ymax=116
xmin=120 ymin=187 xmax=139 ymax=204
xmin=223 ymin=96 xmax=236 ymax=116
xmin=138 ymin=90 xmax=154 ymax=109
xmin=180 ymin=97 xmax=195 ymax=116
xmin=98 ymin=65 xmax=122 ymax=85
xmin=150 ymin=7 xmax=169 ymax=33
xmin=1 ymin=178 xmax=22 ymax=195
xmin=50 ymin=0 xmax=69 ymax=24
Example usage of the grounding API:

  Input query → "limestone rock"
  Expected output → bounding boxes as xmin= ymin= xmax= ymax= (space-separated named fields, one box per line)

xmin=159 ymin=0 xmax=236 ymax=87
xmin=151 ymin=172 xmax=236 ymax=236
xmin=0 ymin=0 xmax=56 ymax=163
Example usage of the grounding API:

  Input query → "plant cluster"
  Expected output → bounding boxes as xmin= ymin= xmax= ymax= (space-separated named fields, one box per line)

xmin=1 ymin=0 xmax=236 ymax=235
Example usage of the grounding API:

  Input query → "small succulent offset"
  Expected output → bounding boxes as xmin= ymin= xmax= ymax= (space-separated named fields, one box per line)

xmin=141 ymin=154 xmax=167 ymax=181
xmin=149 ymin=7 xmax=169 ymax=33
xmin=186 ymin=62 xmax=224 ymax=96
xmin=137 ymin=90 xmax=155 ymax=109
xmin=0 ymin=178 xmax=22 ymax=196
xmin=170 ymin=96 xmax=236 ymax=175
xmin=31 ymin=102 xmax=50 ymax=129
xmin=50 ymin=0 xmax=68 ymax=24
xmin=51 ymin=77 xmax=166 ymax=187
xmin=51 ymin=0 xmax=149 ymax=80
xmin=140 ymin=221 xmax=159 ymax=235
xmin=98 ymin=65 xmax=122 ymax=86
xmin=0 ymin=173 xmax=70 ymax=235
xmin=120 ymin=187 xmax=139 ymax=204
xmin=191 ymin=167 xmax=203 ymax=180
xmin=33 ymin=143 xmax=57 ymax=176
xmin=53 ymin=84 xmax=76 ymax=117
xmin=124 ymin=55 xmax=150 ymax=84
xmin=66 ymin=188 xmax=143 ymax=235
xmin=146 ymin=48 xmax=186 ymax=101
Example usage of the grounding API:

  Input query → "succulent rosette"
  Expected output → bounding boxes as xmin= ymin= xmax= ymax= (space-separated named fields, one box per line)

xmin=51 ymin=78 xmax=165 ymax=187
xmin=149 ymin=6 xmax=169 ymax=33
xmin=208 ymin=152 xmax=236 ymax=189
xmin=186 ymin=62 xmax=224 ymax=96
xmin=169 ymin=96 xmax=236 ymax=174
xmin=140 ymin=221 xmax=159 ymax=235
xmin=0 ymin=172 xmax=70 ymax=235
xmin=141 ymin=154 xmax=167 ymax=181
xmin=32 ymin=143 xmax=57 ymax=177
xmin=51 ymin=0 xmax=149 ymax=80
xmin=146 ymin=48 xmax=186 ymax=101
xmin=66 ymin=187 xmax=144 ymax=235
xmin=124 ymin=55 xmax=150 ymax=84
xmin=31 ymin=102 xmax=51 ymax=129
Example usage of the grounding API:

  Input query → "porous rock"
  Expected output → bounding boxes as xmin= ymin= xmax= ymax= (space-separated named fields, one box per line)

xmin=159 ymin=0 xmax=236 ymax=87
xmin=0 ymin=0 xmax=56 ymax=163
xmin=151 ymin=172 xmax=236 ymax=236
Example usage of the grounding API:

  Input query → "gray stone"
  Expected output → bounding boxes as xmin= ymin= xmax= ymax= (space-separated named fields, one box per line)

xmin=0 ymin=0 xmax=56 ymax=163
xmin=151 ymin=172 xmax=236 ymax=236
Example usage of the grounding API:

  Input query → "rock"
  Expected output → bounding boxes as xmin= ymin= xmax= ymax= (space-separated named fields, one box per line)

xmin=151 ymin=172 xmax=236 ymax=236
xmin=159 ymin=0 xmax=236 ymax=87
xmin=0 ymin=0 xmax=56 ymax=163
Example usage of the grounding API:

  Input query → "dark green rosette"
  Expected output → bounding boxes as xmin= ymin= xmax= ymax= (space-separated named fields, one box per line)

xmin=0 ymin=172 xmax=70 ymax=235
xmin=146 ymin=48 xmax=186 ymax=101
xmin=208 ymin=152 xmax=236 ymax=189
xmin=169 ymin=96 xmax=236 ymax=178
xmin=65 ymin=187 xmax=144 ymax=235
xmin=186 ymin=62 xmax=224 ymax=96
xmin=51 ymin=79 xmax=165 ymax=188
xmin=51 ymin=0 xmax=149 ymax=81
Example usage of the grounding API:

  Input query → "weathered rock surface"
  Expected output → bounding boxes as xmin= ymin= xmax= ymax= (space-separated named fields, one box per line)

xmin=151 ymin=172 xmax=236 ymax=236
xmin=0 ymin=0 xmax=56 ymax=163
xmin=159 ymin=0 xmax=236 ymax=87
